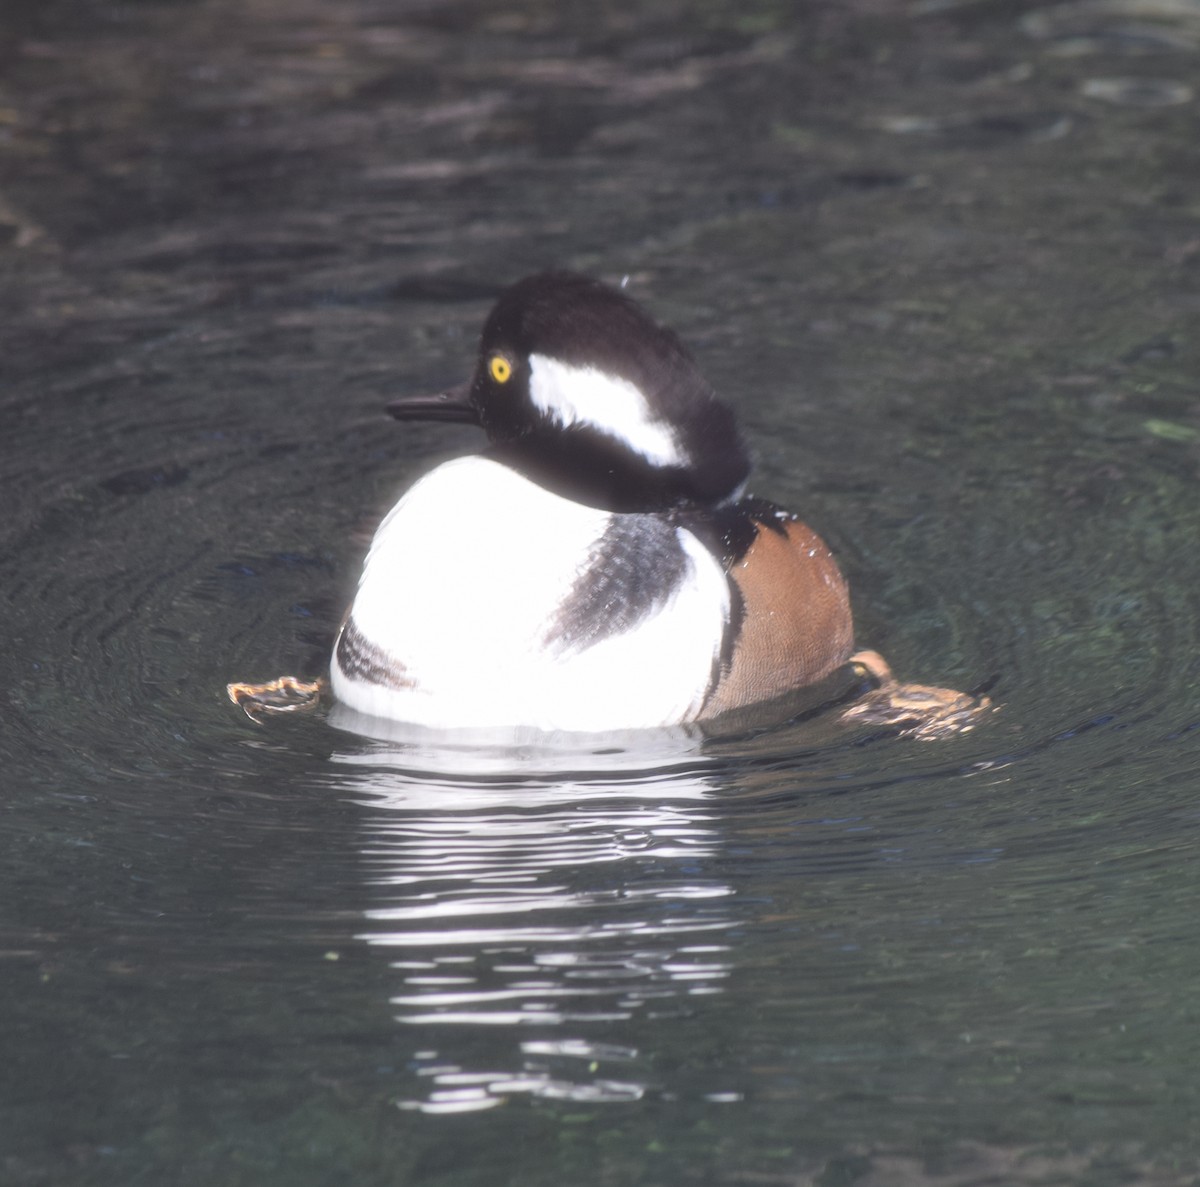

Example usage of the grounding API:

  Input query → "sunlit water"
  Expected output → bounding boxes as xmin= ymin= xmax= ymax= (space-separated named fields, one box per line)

xmin=2 ymin=1 xmax=1199 ymax=1184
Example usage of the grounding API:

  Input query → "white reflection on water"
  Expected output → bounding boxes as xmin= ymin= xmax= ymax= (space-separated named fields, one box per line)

xmin=326 ymin=714 xmax=735 ymax=1112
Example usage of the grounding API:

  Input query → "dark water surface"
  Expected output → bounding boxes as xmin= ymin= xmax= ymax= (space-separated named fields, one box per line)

xmin=3 ymin=1 xmax=1199 ymax=1183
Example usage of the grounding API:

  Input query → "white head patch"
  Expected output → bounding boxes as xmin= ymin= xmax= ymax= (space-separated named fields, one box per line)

xmin=527 ymin=353 xmax=686 ymax=468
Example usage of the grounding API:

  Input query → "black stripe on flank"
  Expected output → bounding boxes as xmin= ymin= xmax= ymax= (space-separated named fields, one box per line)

xmin=703 ymin=578 xmax=745 ymax=708
xmin=674 ymin=498 xmax=792 ymax=707
xmin=545 ymin=514 xmax=691 ymax=654
xmin=335 ymin=618 xmax=416 ymax=691
xmin=675 ymin=496 xmax=793 ymax=570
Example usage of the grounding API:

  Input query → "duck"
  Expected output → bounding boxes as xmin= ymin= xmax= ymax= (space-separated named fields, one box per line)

xmin=324 ymin=272 xmax=984 ymax=735
xmin=229 ymin=272 xmax=987 ymax=739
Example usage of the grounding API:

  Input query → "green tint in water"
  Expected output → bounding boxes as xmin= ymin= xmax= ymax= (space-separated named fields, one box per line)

xmin=0 ymin=0 xmax=1198 ymax=1184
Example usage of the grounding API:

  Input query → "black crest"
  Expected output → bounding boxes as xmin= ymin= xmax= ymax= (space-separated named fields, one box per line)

xmin=473 ymin=273 xmax=752 ymax=510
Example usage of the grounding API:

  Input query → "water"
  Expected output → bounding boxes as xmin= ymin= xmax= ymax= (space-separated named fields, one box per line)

xmin=2 ymin=0 xmax=1199 ymax=1183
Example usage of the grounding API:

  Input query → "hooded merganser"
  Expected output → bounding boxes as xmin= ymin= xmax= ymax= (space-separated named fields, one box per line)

xmin=320 ymin=272 xmax=986 ymax=736
xmin=229 ymin=273 xmax=988 ymax=738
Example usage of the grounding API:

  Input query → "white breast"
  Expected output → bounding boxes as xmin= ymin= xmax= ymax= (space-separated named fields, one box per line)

xmin=330 ymin=457 xmax=730 ymax=731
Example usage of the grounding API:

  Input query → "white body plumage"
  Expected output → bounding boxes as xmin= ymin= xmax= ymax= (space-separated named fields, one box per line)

xmin=330 ymin=457 xmax=731 ymax=731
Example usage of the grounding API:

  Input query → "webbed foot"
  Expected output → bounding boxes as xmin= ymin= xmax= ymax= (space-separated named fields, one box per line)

xmin=226 ymin=676 xmax=326 ymax=723
xmin=841 ymin=650 xmax=992 ymax=741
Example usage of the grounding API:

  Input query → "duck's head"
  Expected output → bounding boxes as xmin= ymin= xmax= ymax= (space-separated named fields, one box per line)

xmin=387 ymin=272 xmax=751 ymax=512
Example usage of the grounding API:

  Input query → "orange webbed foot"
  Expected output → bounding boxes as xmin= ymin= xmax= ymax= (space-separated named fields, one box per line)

xmin=840 ymin=650 xmax=993 ymax=741
xmin=226 ymin=676 xmax=326 ymax=723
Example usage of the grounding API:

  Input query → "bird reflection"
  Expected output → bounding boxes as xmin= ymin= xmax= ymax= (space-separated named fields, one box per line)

xmin=327 ymin=709 xmax=734 ymax=1113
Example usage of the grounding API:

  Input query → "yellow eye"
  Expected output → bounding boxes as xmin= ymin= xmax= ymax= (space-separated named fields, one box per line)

xmin=488 ymin=354 xmax=513 ymax=384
